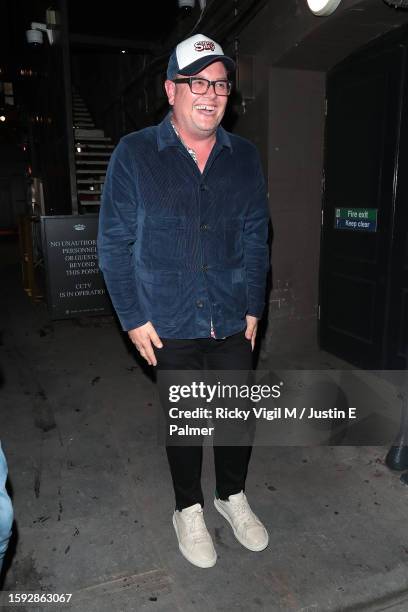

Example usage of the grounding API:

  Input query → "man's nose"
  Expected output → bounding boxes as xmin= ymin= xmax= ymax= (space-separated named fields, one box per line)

xmin=203 ymin=84 xmax=218 ymax=98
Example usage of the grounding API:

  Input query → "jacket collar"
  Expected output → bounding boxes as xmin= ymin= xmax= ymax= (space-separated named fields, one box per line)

xmin=157 ymin=111 xmax=232 ymax=153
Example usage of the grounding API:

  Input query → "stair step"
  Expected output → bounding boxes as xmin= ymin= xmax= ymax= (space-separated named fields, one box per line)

xmin=75 ymin=143 xmax=114 ymax=149
xmin=76 ymin=169 xmax=107 ymax=174
xmin=78 ymin=189 xmax=102 ymax=194
xmin=76 ymin=160 xmax=109 ymax=165
xmin=75 ymin=151 xmax=111 ymax=157
xmin=79 ymin=201 xmax=101 ymax=206
xmin=76 ymin=178 xmax=105 ymax=184
xmin=75 ymin=137 xmax=111 ymax=143
xmin=75 ymin=137 xmax=111 ymax=142
xmin=75 ymin=128 xmax=105 ymax=137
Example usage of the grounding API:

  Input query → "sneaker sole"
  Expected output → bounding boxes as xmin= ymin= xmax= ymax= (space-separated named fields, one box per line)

xmin=213 ymin=498 xmax=269 ymax=552
xmin=172 ymin=514 xmax=217 ymax=568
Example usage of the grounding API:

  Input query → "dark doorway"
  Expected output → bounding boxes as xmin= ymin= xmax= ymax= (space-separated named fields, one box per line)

xmin=0 ymin=179 xmax=14 ymax=230
xmin=320 ymin=30 xmax=408 ymax=369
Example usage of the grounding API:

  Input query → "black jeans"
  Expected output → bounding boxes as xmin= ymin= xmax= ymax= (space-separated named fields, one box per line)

xmin=156 ymin=329 xmax=254 ymax=511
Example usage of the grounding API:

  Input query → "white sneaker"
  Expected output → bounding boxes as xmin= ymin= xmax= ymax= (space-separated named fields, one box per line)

xmin=214 ymin=491 xmax=269 ymax=552
xmin=172 ymin=503 xmax=217 ymax=568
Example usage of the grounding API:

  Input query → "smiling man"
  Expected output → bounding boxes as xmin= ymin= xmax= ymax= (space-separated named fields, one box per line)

xmin=98 ymin=34 xmax=270 ymax=568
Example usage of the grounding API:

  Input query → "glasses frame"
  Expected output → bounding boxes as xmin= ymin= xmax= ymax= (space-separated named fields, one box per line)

xmin=172 ymin=77 xmax=232 ymax=97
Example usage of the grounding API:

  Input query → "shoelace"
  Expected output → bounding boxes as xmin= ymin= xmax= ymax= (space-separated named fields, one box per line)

xmin=185 ymin=509 xmax=210 ymax=543
xmin=229 ymin=497 xmax=259 ymax=529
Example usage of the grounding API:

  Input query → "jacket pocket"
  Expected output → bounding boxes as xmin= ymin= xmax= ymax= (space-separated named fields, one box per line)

xmin=137 ymin=268 xmax=181 ymax=328
xmin=224 ymin=217 xmax=244 ymax=262
xmin=231 ymin=267 xmax=248 ymax=316
xmin=145 ymin=216 xmax=186 ymax=264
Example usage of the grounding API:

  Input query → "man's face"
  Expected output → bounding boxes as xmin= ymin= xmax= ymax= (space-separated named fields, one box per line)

xmin=165 ymin=61 xmax=229 ymax=139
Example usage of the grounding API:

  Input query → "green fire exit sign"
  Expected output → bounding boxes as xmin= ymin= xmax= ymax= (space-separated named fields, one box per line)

xmin=334 ymin=208 xmax=378 ymax=232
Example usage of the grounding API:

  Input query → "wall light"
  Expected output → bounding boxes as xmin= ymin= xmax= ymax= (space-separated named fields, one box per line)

xmin=306 ymin=0 xmax=342 ymax=16
xmin=0 ymin=115 xmax=6 ymax=122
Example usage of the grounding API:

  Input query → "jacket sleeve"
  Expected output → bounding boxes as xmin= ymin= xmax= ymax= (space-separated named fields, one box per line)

xmin=243 ymin=150 xmax=270 ymax=319
xmin=97 ymin=139 xmax=148 ymax=331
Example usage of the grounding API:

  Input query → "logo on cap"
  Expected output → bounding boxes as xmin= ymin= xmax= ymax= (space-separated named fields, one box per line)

xmin=194 ymin=41 xmax=216 ymax=52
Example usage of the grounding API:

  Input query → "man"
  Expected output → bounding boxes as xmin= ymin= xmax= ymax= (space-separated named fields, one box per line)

xmin=0 ymin=443 xmax=13 ymax=573
xmin=98 ymin=34 xmax=270 ymax=568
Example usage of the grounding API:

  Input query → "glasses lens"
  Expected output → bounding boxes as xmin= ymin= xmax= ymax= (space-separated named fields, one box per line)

xmin=189 ymin=79 xmax=232 ymax=96
xmin=190 ymin=79 xmax=209 ymax=94
xmin=214 ymin=81 xmax=231 ymax=96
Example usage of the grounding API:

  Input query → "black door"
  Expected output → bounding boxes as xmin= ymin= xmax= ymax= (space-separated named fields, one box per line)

xmin=387 ymin=46 xmax=408 ymax=369
xmin=320 ymin=42 xmax=406 ymax=368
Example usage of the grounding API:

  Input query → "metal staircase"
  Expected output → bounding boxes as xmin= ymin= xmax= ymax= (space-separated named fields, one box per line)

xmin=72 ymin=90 xmax=114 ymax=213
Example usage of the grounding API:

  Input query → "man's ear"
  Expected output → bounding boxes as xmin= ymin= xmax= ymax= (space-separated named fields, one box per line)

xmin=164 ymin=79 xmax=176 ymax=106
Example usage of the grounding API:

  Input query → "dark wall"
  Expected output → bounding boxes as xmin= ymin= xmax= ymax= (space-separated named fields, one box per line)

xmin=29 ymin=0 xmax=73 ymax=215
xmin=26 ymin=42 xmax=72 ymax=215
xmin=0 ymin=145 xmax=26 ymax=229
xmin=265 ymin=68 xmax=325 ymax=355
xmin=3 ymin=0 xmax=74 ymax=216
xmin=229 ymin=0 xmax=408 ymax=358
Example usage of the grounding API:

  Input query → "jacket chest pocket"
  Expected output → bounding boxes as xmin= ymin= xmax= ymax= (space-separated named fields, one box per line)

xmin=145 ymin=216 xmax=186 ymax=262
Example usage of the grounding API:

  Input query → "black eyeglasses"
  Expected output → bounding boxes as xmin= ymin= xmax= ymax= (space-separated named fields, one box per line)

xmin=172 ymin=77 xmax=232 ymax=96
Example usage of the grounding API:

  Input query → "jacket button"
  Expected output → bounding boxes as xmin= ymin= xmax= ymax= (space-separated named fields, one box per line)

xmin=200 ymin=224 xmax=209 ymax=231
xmin=196 ymin=300 xmax=204 ymax=308
xmin=202 ymin=264 xmax=208 ymax=272
xmin=200 ymin=184 xmax=207 ymax=191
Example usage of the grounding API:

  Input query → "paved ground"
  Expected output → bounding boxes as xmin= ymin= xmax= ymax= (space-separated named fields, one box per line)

xmin=1 ymin=239 xmax=408 ymax=612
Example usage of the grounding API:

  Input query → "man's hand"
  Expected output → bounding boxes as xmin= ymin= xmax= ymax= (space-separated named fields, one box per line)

xmin=128 ymin=321 xmax=163 ymax=366
xmin=245 ymin=315 xmax=258 ymax=352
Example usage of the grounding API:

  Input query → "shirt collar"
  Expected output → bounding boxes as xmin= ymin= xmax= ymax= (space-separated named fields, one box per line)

xmin=157 ymin=111 xmax=232 ymax=153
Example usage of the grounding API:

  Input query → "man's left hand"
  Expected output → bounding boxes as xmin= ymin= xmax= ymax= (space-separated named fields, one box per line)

xmin=245 ymin=315 xmax=258 ymax=352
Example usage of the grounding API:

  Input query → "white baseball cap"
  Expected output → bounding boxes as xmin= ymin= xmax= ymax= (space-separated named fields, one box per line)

xmin=167 ymin=34 xmax=235 ymax=80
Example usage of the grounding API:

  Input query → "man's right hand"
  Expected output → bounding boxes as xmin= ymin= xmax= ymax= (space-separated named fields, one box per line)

xmin=128 ymin=321 xmax=163 ymax=367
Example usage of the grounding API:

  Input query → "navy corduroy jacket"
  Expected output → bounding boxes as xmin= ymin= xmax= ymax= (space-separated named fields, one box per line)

xmin=97 ymin=112 xmax=270 ymax=338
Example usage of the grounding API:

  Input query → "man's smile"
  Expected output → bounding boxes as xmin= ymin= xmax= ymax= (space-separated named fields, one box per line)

xmin=193 ymin=104 xmax=216 ymax=115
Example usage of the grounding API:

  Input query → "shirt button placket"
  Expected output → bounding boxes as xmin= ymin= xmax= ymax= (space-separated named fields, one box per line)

xmin=199 ymin=182 xmax=213 ymax=335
